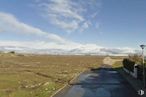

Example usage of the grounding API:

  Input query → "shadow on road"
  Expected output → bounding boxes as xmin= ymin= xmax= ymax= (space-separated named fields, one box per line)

xmin=54 ymin=66 xmax=140 ymax=97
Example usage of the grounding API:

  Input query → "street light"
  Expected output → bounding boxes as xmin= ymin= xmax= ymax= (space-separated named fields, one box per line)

xmin=140 ymin=45 xmax=146 ymax=88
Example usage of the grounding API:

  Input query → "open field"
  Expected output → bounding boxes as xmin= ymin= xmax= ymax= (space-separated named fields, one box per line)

xmin=0 ymin=53 xmax=124 ymax=97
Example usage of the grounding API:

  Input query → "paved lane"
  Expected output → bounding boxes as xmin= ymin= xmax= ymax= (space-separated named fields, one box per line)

xmin=54 ymin=68 xmax=140 ymax=97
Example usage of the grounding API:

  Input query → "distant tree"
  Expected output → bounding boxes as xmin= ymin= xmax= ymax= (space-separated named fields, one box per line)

xmin=128 ymin=54 xmax=142 ymax=64
xmin=9 ymin=51 xmax=15 ymax=54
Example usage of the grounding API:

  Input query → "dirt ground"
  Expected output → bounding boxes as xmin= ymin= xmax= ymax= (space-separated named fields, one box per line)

xmin=0 ymin=53 xmax=124 ymax=97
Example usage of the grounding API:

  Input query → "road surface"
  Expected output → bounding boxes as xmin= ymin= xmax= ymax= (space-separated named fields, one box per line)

xmin=53 ymin=67 xmax=140 ymax=97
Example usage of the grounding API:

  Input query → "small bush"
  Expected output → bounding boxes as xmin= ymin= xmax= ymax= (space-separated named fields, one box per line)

xmin=123 ymin=58 xmax=135 ymax=72
xmin=9 ymin=51 xmax=15 ymax=54
xmin=128 ymin=54 xmax=142 ymax=64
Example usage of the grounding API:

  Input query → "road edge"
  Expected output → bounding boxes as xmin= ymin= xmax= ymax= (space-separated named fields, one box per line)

xmin=50 ymin=70 xmax=88 ymax=97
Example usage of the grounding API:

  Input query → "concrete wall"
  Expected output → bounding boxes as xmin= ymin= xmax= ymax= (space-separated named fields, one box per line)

xmin=123 ymin=64 xmax=138 ymax=78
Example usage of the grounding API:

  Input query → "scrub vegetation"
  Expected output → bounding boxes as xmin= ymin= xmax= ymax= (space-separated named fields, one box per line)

xmin=0 ymin=53 xmax=115 ymax=97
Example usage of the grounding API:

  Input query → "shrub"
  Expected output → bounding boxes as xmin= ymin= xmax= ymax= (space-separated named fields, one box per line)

xmin=9 ymin=51 xmax=15 ymax=54
xmin=123 ymin=58 xmax=135 ymax=72
xmin=128 ymin=54 xmax=142 ymax=64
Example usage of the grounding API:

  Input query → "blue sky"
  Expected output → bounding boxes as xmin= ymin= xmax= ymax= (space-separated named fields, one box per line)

xmin=0 ymin=0 xmax=145 ymax=55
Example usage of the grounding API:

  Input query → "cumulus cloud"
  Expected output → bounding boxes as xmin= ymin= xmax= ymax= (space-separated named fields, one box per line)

xmin=36 ymin=0 xmax=101 ymax=32
xmin=0 ymin=12 xmax=65 ymax=43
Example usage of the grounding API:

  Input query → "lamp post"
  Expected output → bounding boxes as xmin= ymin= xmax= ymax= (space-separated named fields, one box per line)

xmin=140 ymin=45 xmax=146 ymax=88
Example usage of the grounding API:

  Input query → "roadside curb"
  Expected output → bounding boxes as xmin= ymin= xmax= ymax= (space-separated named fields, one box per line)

xmin=50 ymin=70 xmax=87 ymax=97
xmin=50 ymin=84 xmax=69 ymax=97
xmin=68 ymin=69 xmax=90 ymax=85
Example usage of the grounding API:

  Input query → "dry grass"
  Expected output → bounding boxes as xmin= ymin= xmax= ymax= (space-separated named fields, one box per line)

xmin=0 ymin=53 xmax=106 ymax=97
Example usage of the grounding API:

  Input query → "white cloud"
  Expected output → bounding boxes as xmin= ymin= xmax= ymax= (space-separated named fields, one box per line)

xmin=52 ymin=18 xmax=79 ymax=33
xmin=37 ymin=0 xmax=101 ymax=32
xmin=0 ymin=12 xmax=65 ymax=43
xmin=41 ymin=0 xmax=83 ymax=32
xmin=48 ymin=0 xmax=84 ymax=21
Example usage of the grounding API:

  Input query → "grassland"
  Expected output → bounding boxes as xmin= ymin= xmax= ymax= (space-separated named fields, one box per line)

xmin=0 ymin=53 xmax=116 ymax=97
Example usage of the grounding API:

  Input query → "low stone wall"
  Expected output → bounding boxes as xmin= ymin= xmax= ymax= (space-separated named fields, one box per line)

xmin=123 ymin=64 xmax=138 ymax=78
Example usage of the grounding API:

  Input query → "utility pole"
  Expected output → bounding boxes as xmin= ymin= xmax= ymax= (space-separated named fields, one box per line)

xmin=140 ymin=45 xmax=146 ymax=88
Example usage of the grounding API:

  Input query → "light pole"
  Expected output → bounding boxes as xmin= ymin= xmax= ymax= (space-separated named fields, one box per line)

xmin=140 ymin=45 xmax=146 ymax=88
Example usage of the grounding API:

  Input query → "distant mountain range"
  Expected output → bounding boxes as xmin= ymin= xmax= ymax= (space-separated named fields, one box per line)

xmin=0 ymin=45 xmax=140 ymax=56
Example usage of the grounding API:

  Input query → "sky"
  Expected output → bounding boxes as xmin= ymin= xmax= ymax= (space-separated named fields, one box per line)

xmin=0 ymin=0 xmax=146 ymax=55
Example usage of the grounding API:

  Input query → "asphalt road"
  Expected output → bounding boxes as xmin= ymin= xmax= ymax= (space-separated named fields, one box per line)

xmin=54 ymin=67 xmax=140 ymax=97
